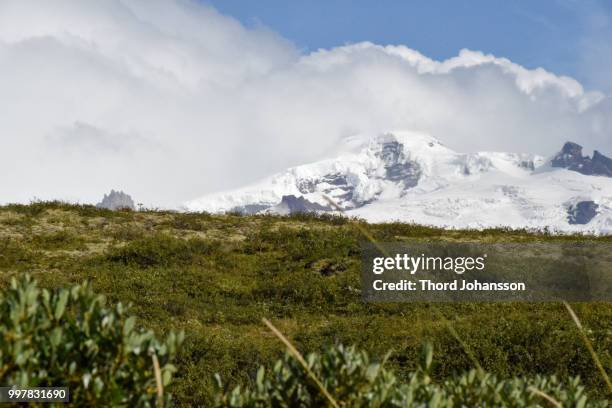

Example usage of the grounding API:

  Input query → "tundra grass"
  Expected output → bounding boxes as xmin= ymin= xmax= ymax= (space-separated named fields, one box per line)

xmin=0 ymin=202 xmax=610 ymax=406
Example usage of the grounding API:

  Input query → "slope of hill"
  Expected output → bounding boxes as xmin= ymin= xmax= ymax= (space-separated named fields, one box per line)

xmin=0 ymin=202 xmax=610 ymax=406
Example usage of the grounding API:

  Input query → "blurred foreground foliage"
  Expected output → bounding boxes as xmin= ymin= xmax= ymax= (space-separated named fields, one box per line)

xmin=0 ymin=275 xmax=183 ymax=407
xmin=216 ymin=343 xmax=608 ymax=407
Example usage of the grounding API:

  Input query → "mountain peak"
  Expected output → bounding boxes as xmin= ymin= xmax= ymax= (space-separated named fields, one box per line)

xmin=560 ymin=141 xmax=583 ymax=155
xmin=184 ymin=134 xmax=612 ymax=234
xmin=551 ymin=141 xmax=612 ymax=177
xmin=96 ymin=190 xmax=135 ymax=211
xmin=373 ymin=131 xmax=446 ymax=153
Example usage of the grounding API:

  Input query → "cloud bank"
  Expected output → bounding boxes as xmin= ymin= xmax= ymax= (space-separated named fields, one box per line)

xmin=0 ymin=0 xmax=610 ymax=207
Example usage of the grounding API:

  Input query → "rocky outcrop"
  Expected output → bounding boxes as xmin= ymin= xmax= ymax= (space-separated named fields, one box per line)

xmin=96 ymin=190 xmax=135 ymax=210
xmin=378 ymin=140 xmax=421 ymax=188
xmin=229 ymin=204 xmax=271 ymax=215
xmin=518 ymin=160 xmax=535 ymax=171
xmin=551 ymin=142 xmax=612 ymax=177
xmin=273 ymin=195 xmax=329 ymax=214
xmin=567 ymin=200 xmax=599 ymax=225
xmin=592 ymin=151 xmax=612 ymax=176
xmin=298 ymin=174 xmax=358 ymax=205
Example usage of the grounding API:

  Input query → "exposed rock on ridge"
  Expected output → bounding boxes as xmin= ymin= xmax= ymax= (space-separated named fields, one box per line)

xmin=96 ymin=190 xmax=135 ymax=210
xmin=551 ymin=142 xmax=612 ymax=177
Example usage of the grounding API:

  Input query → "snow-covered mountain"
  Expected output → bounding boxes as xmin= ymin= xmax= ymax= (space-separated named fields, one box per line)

xmin=184 ymin=131 xmax=612 ymax=234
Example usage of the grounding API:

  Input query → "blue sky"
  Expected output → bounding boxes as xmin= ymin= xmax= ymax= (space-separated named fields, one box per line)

xmin=204 ymin=0 xmax=612 ymax=92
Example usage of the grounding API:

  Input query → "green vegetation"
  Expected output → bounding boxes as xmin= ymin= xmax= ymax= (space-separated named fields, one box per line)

xmin=215 ymin=343 xmax=605 ymax=407
xmin=0 ymin=201 xmax=610 ymax=406
xmin=0 ymin=275 xmax=182 ymax=407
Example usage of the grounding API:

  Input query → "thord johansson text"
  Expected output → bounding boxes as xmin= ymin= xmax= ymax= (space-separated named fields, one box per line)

xmin=372 ymin=279 xmax=526 ymax=291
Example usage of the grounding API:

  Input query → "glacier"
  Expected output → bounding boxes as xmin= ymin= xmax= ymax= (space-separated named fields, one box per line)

xmin=184 ymin=131 xmax=612 ymax=234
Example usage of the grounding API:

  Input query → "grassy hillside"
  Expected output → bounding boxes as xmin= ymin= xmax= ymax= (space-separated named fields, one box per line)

xmin=0 ymin=202 xmax=610 ymax=406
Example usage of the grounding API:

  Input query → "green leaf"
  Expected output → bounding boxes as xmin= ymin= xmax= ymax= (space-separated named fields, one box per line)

xmin=50 ymin=327 xmax=62 ymax=347
xmin=256 ymin=366 xmax=265 ymax=389
xmin=123 ymin=316 xmax=136 ymax=336
xmin=162 ymin=369 xmax=172 ymax=386
xmin=421 ymin=342 xmax=433 ymax=372
xmin=54 ymin=290 xmax=69 ymax=320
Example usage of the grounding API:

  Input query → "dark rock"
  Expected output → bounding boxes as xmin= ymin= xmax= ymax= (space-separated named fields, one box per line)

xmin=378 ymin=140 xmax=421 ymax=188
xmin=297 ymin=174 xmax=362 ymax=209
xmin=380 ymin=140 xmax=404 ymax=164
xmin=567 ymin=201 xmax=599 ymax=225
xmin=297 ymin=179 xmax=317 ymax=194
xmin=551 ymin=142 xmax=612 ymax=177
xmin=230 ymin=204 xmax=271 ymax=215
xmin=320 ymin=174 xmax=358 ymax=204
xmin=592 ymin=150 xmax=612 ymax=176
xmin=323 ymin=174 xmax=349 ymax=186
xmin=277 ymin=195 xmax=329 ymax=213
xmin=96 ymin=190 xmax=135 ymax=210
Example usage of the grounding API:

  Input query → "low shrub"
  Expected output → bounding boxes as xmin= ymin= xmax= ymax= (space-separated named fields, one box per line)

xmin=285 ymin=212 xmax=350 ymax=226
xmin=169 ymin=213 xmax=213 ymax=230
xmin=244 ymin=227 xmax=358 ymax=263
xmin=214 ymin=343 xmax=607 ymax=407
xmin=30 ymin=231 xmax=86 ymax=251
xmin=0 ymin=238 xmax=37 ymax=269
xmin=105 ymin=234 xmax=219 ymax=268
xmin=0 ymin=275 xmax=184 ymax=407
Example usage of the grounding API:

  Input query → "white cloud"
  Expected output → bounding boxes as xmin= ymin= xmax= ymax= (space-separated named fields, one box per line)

xmin=0 ymin=0 xmax=610 ymax=207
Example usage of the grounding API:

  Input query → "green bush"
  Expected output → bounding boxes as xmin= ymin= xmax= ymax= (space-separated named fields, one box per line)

xmin=0 ymin=275 xmax=184 ymax=407
xmin=215 ymin=343 xmax=607 ymax=407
